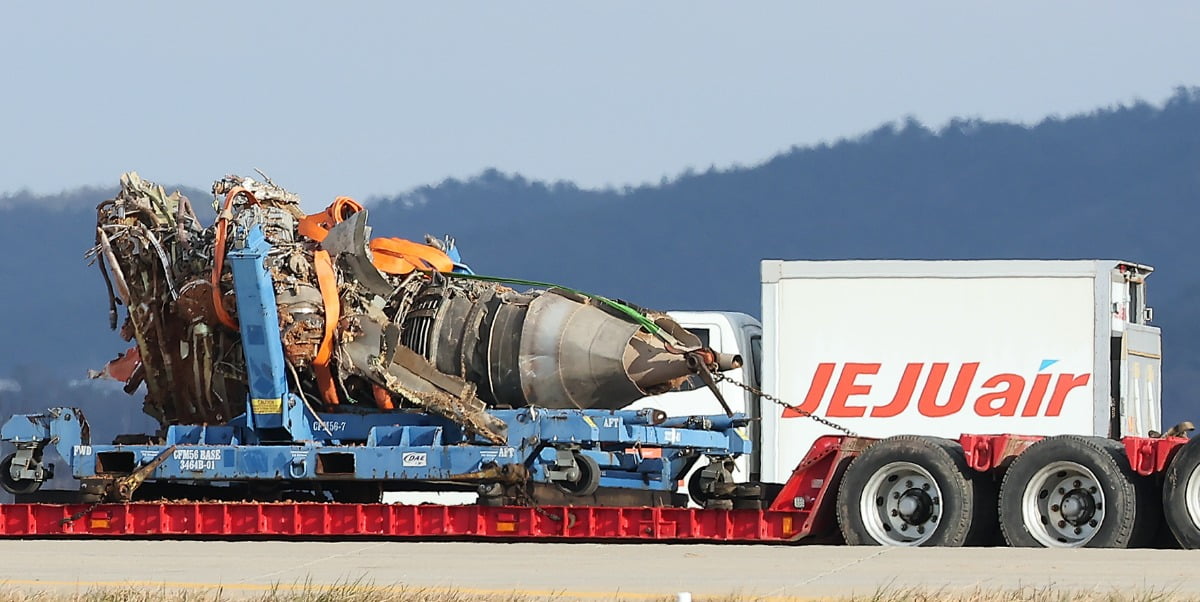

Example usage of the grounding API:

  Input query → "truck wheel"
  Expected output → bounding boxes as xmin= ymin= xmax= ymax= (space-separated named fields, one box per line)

xmin=1163 ymin=436 xmax=1200 ymax=548
xmin=836 ymin=436 xmax=992 ymax=546
xmin=1 ymin=454 xmax=43 ymax=495
xmin=998 ymin=435 xmax=1157 ymax=548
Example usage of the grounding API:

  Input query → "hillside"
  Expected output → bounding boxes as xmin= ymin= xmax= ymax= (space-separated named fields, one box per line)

xmin=366 ymin=88 xmax=1200 ymax=426
xmin=1 ymin=88 xmax=1198 ymax=445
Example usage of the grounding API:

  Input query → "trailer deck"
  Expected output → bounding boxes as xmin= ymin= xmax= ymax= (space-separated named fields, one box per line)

xmin=0 ymin=502 xmax=822 ymax=543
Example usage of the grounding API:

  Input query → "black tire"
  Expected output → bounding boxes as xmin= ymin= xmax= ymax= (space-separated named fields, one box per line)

xmin=687 ymin=469 xmax=709 ymax=505
xmin=688 ymin=460 xmax=738 ymax=506
xmin=735 ymin=484 xmax=764 ymax=499
xmin=836 ymin=436 xmax=994 ymax=546
xmin=556 ymin=453 xmax=600 ymax=496
xmin=733 ymin=498 xmax=763 ymax=510
xmin=0 ymin=454 xmax=42 ymax=496
xmin=706 ymin=498 xmax=733 ymax=510
xmin=731 ymin=483 xmax=765 ymax=509
xmin=998 ymin=435 xmax=1158 ymax=548
xmin=687 ymin=467 xmax=738 ymax=504
xmin=1163 ymin=436 xmax=1200 ymax=549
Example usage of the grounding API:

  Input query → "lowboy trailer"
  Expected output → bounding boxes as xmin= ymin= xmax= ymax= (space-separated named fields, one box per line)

xmin=1 ymin=432 xmax=1197 ymax=548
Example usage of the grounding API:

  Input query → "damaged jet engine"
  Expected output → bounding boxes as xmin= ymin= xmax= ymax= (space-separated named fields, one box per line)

xmin=89 ymin=173 xmax=738 ymax=443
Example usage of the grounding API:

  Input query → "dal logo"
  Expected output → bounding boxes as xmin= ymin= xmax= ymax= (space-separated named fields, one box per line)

xmin=782 ymin=360 xmax=1091 ymax=419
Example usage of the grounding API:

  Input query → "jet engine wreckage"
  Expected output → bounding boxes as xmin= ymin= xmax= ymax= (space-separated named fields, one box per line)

xmin=89 ymin=173 xmax=740 ymax=446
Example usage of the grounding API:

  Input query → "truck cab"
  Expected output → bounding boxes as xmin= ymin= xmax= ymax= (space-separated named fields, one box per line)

xmin=625 ymin=310 xmax=764 ymax=480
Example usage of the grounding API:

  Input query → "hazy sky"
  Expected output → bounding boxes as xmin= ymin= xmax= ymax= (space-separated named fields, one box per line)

xmin=2 ymin=2 xmax=1198 ymax=207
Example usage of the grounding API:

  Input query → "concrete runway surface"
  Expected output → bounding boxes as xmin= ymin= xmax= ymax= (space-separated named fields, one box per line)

xmin=0 ymin=540 xmax=1196 ymax=599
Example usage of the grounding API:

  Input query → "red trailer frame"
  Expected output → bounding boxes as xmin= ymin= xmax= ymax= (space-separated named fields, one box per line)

xmin=0 ymin=434 xmax=1186 ymax=543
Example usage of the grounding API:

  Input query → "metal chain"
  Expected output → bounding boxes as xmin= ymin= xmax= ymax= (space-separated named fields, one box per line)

xmin=713 ymin=372 xmax=858 ymax=437
xmin=58 ymin=500 xmax=103 ymax=525
xmin=511 ymin=481 xmax=565 ymax=522
xmin=530 ymin=500 xmax=564 ymax=522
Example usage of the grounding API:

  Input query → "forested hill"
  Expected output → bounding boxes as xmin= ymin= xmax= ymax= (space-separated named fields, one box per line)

xmin=1 ymin=88 xmax=1198 ymax=443
xmin=364 ymin=88 xmax=1200 ymax=425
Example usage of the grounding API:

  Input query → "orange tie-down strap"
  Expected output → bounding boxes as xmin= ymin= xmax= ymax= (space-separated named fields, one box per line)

xmin=311 ymin=249 xmax=341 ymax=406
xmin=305 ymin=198 xmax=454 ymax=409
xmin=312 ymin=248 xmax=394 ymax=410
xmin=298 ymin=196 xmax=363 ymax=243
xmin=369 ymin=237 xmax=454 ymax=274
xmin=299 ymin=196 xmax=455 ymax=275
xmin=212 ymin=186 xmax=260 ymax=330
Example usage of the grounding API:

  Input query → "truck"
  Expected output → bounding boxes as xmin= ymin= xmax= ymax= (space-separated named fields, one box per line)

xmin=648 ymin=259 xmax=1196 ymax=548
xmin=3 ymin=174 xmax=1199 ymax=549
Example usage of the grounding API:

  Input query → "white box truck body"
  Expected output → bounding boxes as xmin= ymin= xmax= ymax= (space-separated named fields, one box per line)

xmin=758 ymin=259 xmax=1161 ymax=484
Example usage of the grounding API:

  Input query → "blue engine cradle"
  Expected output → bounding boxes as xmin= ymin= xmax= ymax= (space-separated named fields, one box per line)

xmin=2 ymin=406 xmax=748 ymax=495
xmin=1 ymin=225 xmax=749 ymax=499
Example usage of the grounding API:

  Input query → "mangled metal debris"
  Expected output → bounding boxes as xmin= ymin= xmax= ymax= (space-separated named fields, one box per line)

xmin=88 ymin=173 xmax=738 ymax=441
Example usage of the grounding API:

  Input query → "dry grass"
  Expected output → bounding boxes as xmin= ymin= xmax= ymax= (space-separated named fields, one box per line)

xmin=850 ymin=586 xmax=1180 ymax=602
xmin=0 ymin=583 xmax=1186 ymax=602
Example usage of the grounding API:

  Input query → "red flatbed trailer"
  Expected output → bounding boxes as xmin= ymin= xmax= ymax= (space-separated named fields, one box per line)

xmin=0 ymin=436 xmax=854 ymax=542
xmin=2 ymin=434 xmax=1192 ymax=546
xmin=0 ymin=503 xmax=810 ymax=543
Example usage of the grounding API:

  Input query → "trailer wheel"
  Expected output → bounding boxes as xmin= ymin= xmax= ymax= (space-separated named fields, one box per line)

xmin=555 ymin=453 xmax=601 ymax=496
xmin=836 ymin=436 xmax=992 ymax=546
xmin=1163 ymin=436 xmax=1200 ymax=548
xmin=998 ymin=435 xmax=1157 ymax=548
xmin=733 ymin=483 xmax=764 ymax=510
xmin=687 ymin=459 xmax=737 ymax=506
xmin=0 ymin=454 xmax=43 ymax=496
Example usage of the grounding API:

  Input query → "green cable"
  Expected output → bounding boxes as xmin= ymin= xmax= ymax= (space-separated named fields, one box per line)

xmin=443 ymin=272 xmax=663 ymax=336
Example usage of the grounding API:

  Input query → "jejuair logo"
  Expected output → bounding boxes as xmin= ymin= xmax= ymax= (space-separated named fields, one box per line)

xmin=782 ymin=360 xmax=1091 ymax=419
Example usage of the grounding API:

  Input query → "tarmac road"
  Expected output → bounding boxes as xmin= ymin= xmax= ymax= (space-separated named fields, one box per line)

xmin=0 ymin=540 xmax=1196 ymax=600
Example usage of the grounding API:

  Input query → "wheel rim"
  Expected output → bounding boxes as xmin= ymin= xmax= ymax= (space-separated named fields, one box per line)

xmin=1185 ymin=461 xmax=1200 ymax=531
xmin=1021 ymin=461 xmax=1105 ymax=547
xmin=860 ymin=461 xmax=943 ymax=546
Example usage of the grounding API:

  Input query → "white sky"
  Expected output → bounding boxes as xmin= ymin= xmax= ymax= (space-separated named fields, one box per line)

xmin=1 ymin=2 xmax=1198 ymax=207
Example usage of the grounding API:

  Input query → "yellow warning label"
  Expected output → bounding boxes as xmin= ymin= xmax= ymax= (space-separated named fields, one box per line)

xmin=252 ymin=398 xmax=283 ymax=414
xmin=736 ymin=427 xmax=750 ymax=441
xmin=583 ymin=416 xmax=597 ymax=429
